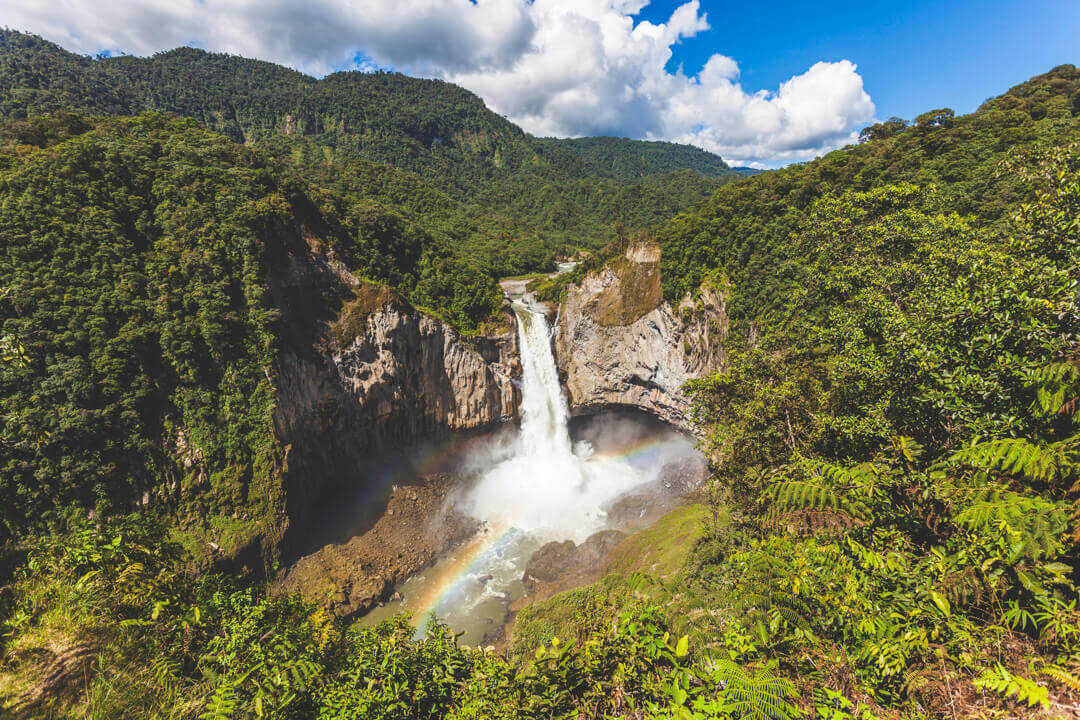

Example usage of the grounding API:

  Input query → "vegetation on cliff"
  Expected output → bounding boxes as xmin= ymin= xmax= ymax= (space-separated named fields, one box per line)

xmin=0 ymin=113 xmax=501 ymax=545
xmin=659 ymin=64 xmax=1080 ymax=319
xmin=662 ymin=71 xmax=1080 ymax=716
xmin=511 ymin=113 xmax=1080 ymax=718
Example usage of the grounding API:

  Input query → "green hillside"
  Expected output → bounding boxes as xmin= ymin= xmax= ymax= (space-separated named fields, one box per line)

xmin=641 ymin=64 xmax=1080 ymax=718
xmin=509 ymin=66 xmax=1080 ymax=717
xmin=538 ymin=135 xmax=735 ymax=180
xmin=2 ymin=25 xmax=1080 ymax=718
xmin=0 ymin=113 xmax=502 ymax=545
xmin=660 ymin=64 xmax=1080 ymax=317
xmin=0 ymin=30 xmax=741 ymax=275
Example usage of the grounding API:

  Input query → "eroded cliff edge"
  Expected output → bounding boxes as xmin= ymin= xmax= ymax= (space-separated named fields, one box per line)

xmin=269 ymin=235 xmax=520 ymax=562
xmin=555 ymin=240 xmax=726 ymax=427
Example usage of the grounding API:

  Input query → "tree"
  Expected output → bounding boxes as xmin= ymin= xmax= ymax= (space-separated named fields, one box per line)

xmin=858 ymin=116 xmax=907 ymax=142
xmin=915 ymin=108 xmax=955 ymax=130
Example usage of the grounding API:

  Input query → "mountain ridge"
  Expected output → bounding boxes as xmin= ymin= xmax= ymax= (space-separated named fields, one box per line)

xmin=0 ymin=27 xmax=738 ymax=193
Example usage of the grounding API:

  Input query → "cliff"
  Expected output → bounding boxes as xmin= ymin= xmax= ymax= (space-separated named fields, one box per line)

xmin=555 ymin=240 xmax=725 ymax=427
xmin=269 ymin=235 xmax=520 ymax=560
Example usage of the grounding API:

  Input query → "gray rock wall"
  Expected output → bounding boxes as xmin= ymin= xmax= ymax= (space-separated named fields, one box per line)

xmin=554 ymin=241 xmax=726 ymax=428
xmin=268 ymin=237 xmax=519 ymax=559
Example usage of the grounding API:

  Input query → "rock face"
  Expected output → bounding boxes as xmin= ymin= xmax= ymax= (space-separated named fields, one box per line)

xmin=268 ymin=236 xmax=520 ymax=560
xmin=555 ymin=240 xmax=726 ymax=427
xmin=331 ymin=287 xmax=519 ymax=440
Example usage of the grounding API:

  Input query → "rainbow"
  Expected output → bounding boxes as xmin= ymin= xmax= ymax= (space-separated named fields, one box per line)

xmin=397 ymin=434 xmax=692 ymax=635
xmin=589 ymin=434 xmax=688 ymax=470
xmin=403 ymin=520 xmax=517 ymax=633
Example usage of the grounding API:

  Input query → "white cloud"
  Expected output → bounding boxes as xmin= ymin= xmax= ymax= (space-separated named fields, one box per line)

xmin=5 ymin=0 xmax=535 ymax=75
xmin=3 ymin=0 xmax=875 ymax=166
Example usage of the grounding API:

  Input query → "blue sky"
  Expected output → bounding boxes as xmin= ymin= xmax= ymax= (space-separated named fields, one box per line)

xmin=638 ymin=0 xmax=1080 ymax=123
xmin=4 ymin=0 xmax=1077 ymax=166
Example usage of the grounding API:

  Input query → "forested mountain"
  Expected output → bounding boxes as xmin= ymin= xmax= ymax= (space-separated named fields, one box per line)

xmin=536 ymin=135 xmax=735 ymax=180
xmin=515 ymin=65 xmax=1080 ymax=717
xmin=643 ymin=64 xmax=1080 ymax=718
xmin=0 ymin=30 xmax=741 ymax=274
xmin=0 ymin=113 xmax=507 ymax=549
xmin=659 ymin=64 xmax=1080 ymax=318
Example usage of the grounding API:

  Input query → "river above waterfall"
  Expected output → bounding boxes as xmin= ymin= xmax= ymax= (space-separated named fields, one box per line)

xmin=357 ymin=302 xmax=704 ymax=646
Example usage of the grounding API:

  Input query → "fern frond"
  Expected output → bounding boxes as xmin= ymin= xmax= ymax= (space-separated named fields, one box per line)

xmin=954 ymin=488 xmax=1068 ymax=563
xmin=1027 ymin=362 xmax=1080 ymax=417
xmin=764 ymin=508 xmax=867 ymax=536
xmin=974 ymin=665 xmax=1049 ymax=709
xmin=713 ymin=659 xmax=802 ymax=720
xmin=951 ymin=437 xmax=1079 ymax=484
xmin=199 ymin=680 xmax=238 ymax=720
xmin=798 ymin=457 xmax=881 ymax=489
xmin=1041 ymin=663 xmax=1080 ymax=692
xmin=902 ymin=665 xmax=935 ymax=695
xmin=763 ymin=478 xmax=872 ymax=534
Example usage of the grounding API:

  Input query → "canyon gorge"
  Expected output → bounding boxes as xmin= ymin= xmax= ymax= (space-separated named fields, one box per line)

xmin=272 ymin=238 xmax=724 ymax=642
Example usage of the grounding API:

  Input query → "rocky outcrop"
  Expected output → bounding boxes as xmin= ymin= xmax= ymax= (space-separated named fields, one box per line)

xmin=519 ymin=530 xmax=626 ymax=604
xmin=268 ymin=235 xmax=520 ymax=561
xmin=554 ymin=240 xmax=726 ymax=428
xmin=329 ymin=286 xmax=519 ymax=440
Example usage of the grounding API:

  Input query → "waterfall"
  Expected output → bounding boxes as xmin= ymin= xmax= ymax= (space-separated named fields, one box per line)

xmin=513 ymin=302 xmax=572 ymax=459
xmin=463 ymin=301 xmax=650 ymax=543
xmin=383 ymin=300 xmax=703 ymax=645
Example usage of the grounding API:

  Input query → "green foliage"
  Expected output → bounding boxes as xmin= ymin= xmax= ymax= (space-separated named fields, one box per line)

xmin=0 ymin=113 xmax=506 ymax=542
xmin=974 ymin=665 xmax=1050 ymax=709
xmin=0 ymin=114 xmax=288 ymax=539
xmin=537 ymin=135 xmax=736 ymax=180
xmin=0 ymin=29 xmax=739 ymax=278
xmin=1 ymin=519 xmax=804 ymax=720
xmin=711 ymin=659 xmax=801 ymax=720
xmin=3 ymin=32 xmax=1080 ymax=720
xmin=763 ymin=477 xmax=872 ymax=534
xmin=659 ymin=64 xmax=1080 ymax=321
xmin=199 ymin=682 xmax=238 ymax=720
xmin=675 ymin=140 xmax=1080 ymax=717
xmin=953 ymin=488 xmax=1068 ymax=563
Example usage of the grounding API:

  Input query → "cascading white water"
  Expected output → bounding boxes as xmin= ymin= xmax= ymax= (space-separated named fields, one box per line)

xmin=463 ymin=302 xmax=651 ymax=541
xmin=514 ymin=302 xmax=572 ymax=459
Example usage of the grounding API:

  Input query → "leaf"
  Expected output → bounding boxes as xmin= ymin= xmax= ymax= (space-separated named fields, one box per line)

xmin=929 ymin=590 xmax=951 ymax=617
xmin=975 ymin=665 xmax=1049 ymax=709
xmin=675 ymin=635 xmax=689 ymax=658
xmin=1015 ymin=569 xmax=1046 ymax=597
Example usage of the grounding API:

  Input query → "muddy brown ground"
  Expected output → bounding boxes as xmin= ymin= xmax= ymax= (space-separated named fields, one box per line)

xmin=278 ymin=474 xmax=478 ymax=618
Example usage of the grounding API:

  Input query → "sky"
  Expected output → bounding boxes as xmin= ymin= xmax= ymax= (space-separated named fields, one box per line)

xmin=3 ymin=0 xmax=1077 ymax=168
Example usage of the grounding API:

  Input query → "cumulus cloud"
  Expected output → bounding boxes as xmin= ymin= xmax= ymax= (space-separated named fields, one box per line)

xmin=5 ymin=0 xmax=536 ymax=75
xmin=3 ymin=0 xmax=875 ymax=165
